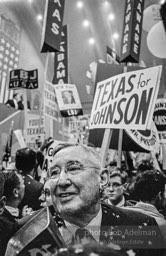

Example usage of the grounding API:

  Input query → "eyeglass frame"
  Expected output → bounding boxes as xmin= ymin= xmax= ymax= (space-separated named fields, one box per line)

xmin=48 ymin=160 xmax=100 ymax=179
xmin=41 ymin=188 xmax=51 ymax=199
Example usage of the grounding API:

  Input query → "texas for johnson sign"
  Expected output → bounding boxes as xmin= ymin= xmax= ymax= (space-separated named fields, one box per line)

xmin=90 ymin=66 xmax=162 ymax=131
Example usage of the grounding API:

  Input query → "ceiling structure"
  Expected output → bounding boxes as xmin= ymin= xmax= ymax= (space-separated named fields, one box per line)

xmin=4 ymin=0 xmax=166 ymax=114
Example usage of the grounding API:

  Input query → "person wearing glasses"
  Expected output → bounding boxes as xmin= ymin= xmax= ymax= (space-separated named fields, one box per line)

xmin=39 ymin=178 xmax=53 ymax=208
xmin=48 ymin=142 xmax=165 ymax=255
xmin=102 ymin=167 xmax=134 ymax=207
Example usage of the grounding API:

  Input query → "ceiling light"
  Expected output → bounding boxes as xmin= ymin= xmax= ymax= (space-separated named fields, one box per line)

xmin=83 ymin=20 xmax=90 ymax=27
xmin=108 ymin=14 xmax=115 ymax=21
xmin=113 ymin=33 xmax=119 ymax=40
xmin=88 ymin=38 xmax=95 ymax=45
xmin=36 ymin=14 xmax=43 ymax=21
xmin=104 ymin=1 xmax=109 ymax=7
xmin=160 ymin=0 xmax=166 ymax=4
xmin=77 ymin=1 xmax=83 ymax=9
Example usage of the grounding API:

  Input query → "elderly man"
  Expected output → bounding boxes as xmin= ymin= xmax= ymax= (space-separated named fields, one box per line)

xmin=48 ymin=143 xmax=165 ymax=255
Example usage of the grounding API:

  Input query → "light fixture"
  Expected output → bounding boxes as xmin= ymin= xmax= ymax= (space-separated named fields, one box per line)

xmin=108 ymin=13 xmax=115 ymax=21
xmin=77 ymin=1 xmax=83 ymax=9
xmin=160 ymin=0 xmax=166 ymax=4
xmin=113 ymin=33 xmax=119 ymax=40
xmin=36 ymin=14 xmax=43 ymax=21
xmin=83 ymin=20 xmax=90 ymax=27
xmin=88 ymin=38 xmax=95 ymax=45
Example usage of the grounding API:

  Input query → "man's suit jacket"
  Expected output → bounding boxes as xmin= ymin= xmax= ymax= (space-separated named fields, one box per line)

xmin=5 ymin=99 xmax=24 ymax=110
xmin=0 ymin=208 xmax=19 ymax=256
xmin=5 ymin=99 xmax=17 ymax=109
xmin=18 ymin=175 xmax=43 ymax=211
xmin=100 ymin=203 xmax=165 ymax=256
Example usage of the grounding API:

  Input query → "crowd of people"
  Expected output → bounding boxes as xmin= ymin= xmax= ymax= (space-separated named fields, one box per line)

xmin=0 ymin=138 xmax=166 ymax=256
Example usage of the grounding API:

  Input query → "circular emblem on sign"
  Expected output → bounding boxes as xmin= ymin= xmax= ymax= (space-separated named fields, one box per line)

xmin=126 ymin=121 xmax=160 ymax=152
xmin=153 ymin=98 xmax=166 ymax=143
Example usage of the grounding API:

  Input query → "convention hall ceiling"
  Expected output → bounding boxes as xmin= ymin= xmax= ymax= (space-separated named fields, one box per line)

xmin=4 ymin=0 xmax=166 ymax=114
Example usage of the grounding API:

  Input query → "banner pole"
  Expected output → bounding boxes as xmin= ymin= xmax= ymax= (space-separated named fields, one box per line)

xmin=117 ymin=65 xmax=128 ymax=169
xmin=44 ymin=53 xmax=53 ymax=138
xmin=117 ymin=129 xmax=123 ymax=169
xmin=162 ymin=144 xmax=166 ymax=171
xmin=101 ymin=128 xmax=113 ymax=168
xmin=23 ymin=89 xmax=28 ymax=146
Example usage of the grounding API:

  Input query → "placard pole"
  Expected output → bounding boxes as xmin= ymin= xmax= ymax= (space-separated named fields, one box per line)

xmin=101 ymin=128 xmax=113 ymax=168
xmin=117 ymin=65 xmax=127 ymax=169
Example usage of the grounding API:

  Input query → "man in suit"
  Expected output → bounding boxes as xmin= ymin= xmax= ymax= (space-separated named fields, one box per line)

xmin=15 ymin=148 xmax=43 ymax=211
xmin=5 ymin=93 xmax=23 ymax=110
xmin=48 ymin=143 xmax=165 ymax=255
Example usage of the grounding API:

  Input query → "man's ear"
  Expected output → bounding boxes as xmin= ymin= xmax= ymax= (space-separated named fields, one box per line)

xmin=123 ymin=183 xmax=128 ymax=191
xmin=100 ymin=168 xmax=109 ymax=189
xmin=13 ymin=188 xmax=19 ymax=197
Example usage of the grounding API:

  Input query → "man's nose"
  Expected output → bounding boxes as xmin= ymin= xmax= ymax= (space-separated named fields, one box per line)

xmin=57 ymin=168 xmax=71 ymax=186
xmin=109 ymin=184 xmax=114 ymax=191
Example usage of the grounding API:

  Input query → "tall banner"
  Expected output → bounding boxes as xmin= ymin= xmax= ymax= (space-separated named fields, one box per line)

xmin=54 ymin=83 xmax=83 ymax=117
xmin=41 ymin=0 xmax=65 ymax=53
xmin=90 ymin=65 xmax=162 ymax=131
xmin=43 ymin=81 xmax=59 ymax=120
xmin=120 ymin=0 xmax=145 ymax=63
xmin=52 ymin=25 xmax=68 ymax=84
xmin=0 ymin=15 xmax=20 ymax=103
xmin=9 ymin=69 xmax=38 ymax=90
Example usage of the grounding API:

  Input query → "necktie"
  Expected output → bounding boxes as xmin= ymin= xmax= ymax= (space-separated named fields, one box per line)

xmin=75 ymin=228 xmax=97 ymax=244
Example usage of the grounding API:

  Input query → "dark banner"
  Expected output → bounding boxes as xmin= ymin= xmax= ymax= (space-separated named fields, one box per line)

xmin=60 ymin=108 xmax=83 ymax=117
xmin=52 ymin=25 xmax=68 ymax=84
xmin=120 ymin=0 xmax=145 ymax=63
xmin=9 ymin=69 xmax=38 ymax=90
xmin=41 ymin=0 xmax=65 ymax=53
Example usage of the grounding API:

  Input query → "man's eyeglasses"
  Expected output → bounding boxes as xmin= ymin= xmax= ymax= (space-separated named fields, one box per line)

xmin=49 ymin=161 xmax=99 ymax=179
xmin=108 ymin=182 xmax=122 ymax=189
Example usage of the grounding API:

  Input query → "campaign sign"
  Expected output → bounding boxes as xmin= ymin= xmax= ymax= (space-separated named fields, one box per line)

xmin=44 ymin=81 xmax=59 ymax=120
xmin=42 ymin=140 xmax=64 ymax=173
xmin=54 ymin=83 xmax=83 ymax=117
xmin=153 ymin=98 xmax=166 ymax=143
xmin=9 ymin=69 xmax=38 ymax=89
xmin=25 ymin=113 xmax=45 ymax=149
xmin=90 ymin=65 xmax=162 ymax=131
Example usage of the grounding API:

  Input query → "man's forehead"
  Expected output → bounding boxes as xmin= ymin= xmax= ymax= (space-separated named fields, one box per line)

xmin=53 ymin=145 xmax=88 ymax=161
